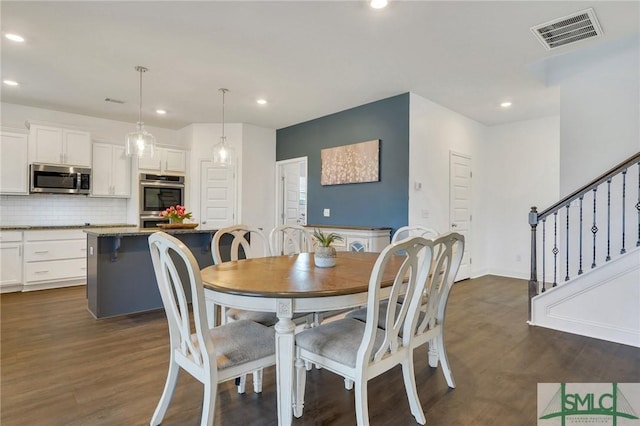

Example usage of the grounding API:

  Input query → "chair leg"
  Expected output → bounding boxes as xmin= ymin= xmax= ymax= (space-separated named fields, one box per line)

xmin=401 ymin=355 xmax=426 ymax=425
xmin=237 ymin=374 xmax=247 ymax=394
xmin=253 ymin=369 xmax=264 ymax=393
xmin=294 ymin=357 xmax=307 ymax=418
xmin=201 ymin=369 xmax=216 ymax=426
xmin=428 ymin=339 xmax=439 ymax=368
xmin=150 ymin=358 xmax=180 ymax=426
xmin=436 ymin=333 xmax=456 ymax=388
xmin=354 ymin=379 xmax=370 ymax=426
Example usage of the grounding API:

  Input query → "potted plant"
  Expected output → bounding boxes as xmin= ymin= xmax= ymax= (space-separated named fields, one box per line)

xmin=312 ymin=228 xmax=343 ymax=268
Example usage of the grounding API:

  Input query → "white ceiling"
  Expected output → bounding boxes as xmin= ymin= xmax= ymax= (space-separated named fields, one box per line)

xmin=1 ymin=1 xmax=638 ymax=131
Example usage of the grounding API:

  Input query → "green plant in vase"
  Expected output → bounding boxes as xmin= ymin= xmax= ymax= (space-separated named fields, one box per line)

xmin=312 ymin=228 xmax=343 ymax=268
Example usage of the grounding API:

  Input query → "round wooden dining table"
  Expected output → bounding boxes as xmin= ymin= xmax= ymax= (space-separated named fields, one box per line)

xmin=200 ymin=251 xmax=404 ymax=426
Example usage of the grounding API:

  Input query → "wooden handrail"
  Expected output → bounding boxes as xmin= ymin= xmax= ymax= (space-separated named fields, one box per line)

xmin=537 ymin=152 xmax=640 ymax=221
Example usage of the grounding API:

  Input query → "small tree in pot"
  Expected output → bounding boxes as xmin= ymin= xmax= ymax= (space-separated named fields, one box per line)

xmin=312 ymin=229 xmax=343 ymax=268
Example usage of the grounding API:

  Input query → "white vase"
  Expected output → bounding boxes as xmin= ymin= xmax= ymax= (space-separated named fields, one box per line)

xmin=314 ymin=246 xmax=337 ymax=268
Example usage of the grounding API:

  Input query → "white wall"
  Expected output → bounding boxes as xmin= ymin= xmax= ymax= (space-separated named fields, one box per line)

xmin=182 ymin=122 xmax=275 ymax=235
xmin=1 ymin=102 xmax=182 ymax=148
xmin=555 ymin=40 xmax=639 ymax=195
xmin=480 ymin=116 xmax=560 ymax=279
xmin=408 ymin=93 xmax=485 ymax=276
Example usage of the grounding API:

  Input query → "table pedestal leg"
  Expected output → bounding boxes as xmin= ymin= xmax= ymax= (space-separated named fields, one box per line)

xmin=275 ymin=299 xmax=295 ymax=426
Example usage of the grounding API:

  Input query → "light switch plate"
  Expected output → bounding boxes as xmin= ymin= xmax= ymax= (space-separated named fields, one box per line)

xmin=323 ymin=208 xmax=330 ymax=217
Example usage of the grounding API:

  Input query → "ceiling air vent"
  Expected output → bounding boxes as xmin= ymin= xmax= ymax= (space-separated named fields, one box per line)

xmin=531 ymin=8 xmax=603 ymax=51
xmin=104 ymin=97 xmax=125 ymax=104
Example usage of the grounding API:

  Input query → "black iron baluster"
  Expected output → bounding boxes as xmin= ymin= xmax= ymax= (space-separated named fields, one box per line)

xmin=553 ymin=212 xmax=558 ymax=287
xmin=565 ymin=205 xmax=570 ymax=281
xmin=542 ymin=218 xmax=547 ymax=293
xmin=591 ymin=188 xmax=598 ymax=269
xmin=621 ymin=169 xmax=627 ymax=254
xmin=578 ymin=196 xmax=584 ymax=275
xmin=637 ymin=161 xmax=640 ymax=247
xmin=606 ymin=178 xmax=612 ymax=261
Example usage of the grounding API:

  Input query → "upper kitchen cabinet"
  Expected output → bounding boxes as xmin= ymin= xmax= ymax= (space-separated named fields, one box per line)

xmin=138 ymin=147 xmax=186 ymax=174
xmin=28 ymin=124 xmax=91 ymax=167
xmin=0 ymin=130 xmax=29 ymax=195
xmin=91 ymin=142 xmax=131 ymax=198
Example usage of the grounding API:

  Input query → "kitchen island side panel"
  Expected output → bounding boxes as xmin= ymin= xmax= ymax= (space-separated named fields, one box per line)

xmin=87 ymin=231 xmax=216 ymax=318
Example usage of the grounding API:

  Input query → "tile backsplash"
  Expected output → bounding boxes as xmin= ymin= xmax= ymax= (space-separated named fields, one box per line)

xmin=0 ymin=195 xmax=129 ymax=226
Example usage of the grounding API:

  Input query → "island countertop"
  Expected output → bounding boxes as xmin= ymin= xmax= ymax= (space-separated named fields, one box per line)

xmin=84 ymin=226 xmax=213 ymax=237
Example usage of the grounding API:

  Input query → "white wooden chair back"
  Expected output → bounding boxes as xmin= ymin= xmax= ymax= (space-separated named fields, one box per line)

xmin=212 ymin=225 xmax=271 ymax=264
xmin=269 ymin=224 xmax=313 ymax=255
xmin=392 ymin=225 xmax=439 ymax=243
xmin=149 ymin=232 xmax=212 ymax=372
xmin=358 ymin=236 xmax=435 ymax=366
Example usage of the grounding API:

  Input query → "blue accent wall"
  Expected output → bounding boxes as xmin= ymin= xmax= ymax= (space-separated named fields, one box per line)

xmin=276 ymin=93 xmax=409 ymax=233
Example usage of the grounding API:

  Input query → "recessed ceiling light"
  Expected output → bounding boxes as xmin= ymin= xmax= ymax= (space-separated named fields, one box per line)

xmin=256 ymin=99 xmax=267 ymax=105
xmin=370 ymin=0 xmax=388 ymax=9
xmin=156 ymin=109 xmax=167 ymax=115
xmin=500 ymin=101 xmax=512 ymax=108
xmin=5 ymin=33 xmax=25 ymax=43
xmin=3 ymin=80 xmax=19 ymax=86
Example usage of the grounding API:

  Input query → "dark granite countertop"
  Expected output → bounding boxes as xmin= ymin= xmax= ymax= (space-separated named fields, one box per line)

xmin=84 ymin=226 xmax=215 ymax=237
xmin=0 ymin=224 xmax=136 ymax=231
xmin=305 ymin=224 xmax=392 ymax=231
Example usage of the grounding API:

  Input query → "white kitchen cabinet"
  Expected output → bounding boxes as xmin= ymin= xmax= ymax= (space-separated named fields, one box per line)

xmin=307 ymin=225 xmax=391 ymax=252
xmin=138 ymin=147 xmax=186 ymax=174
xmin=0 ymin=231 xmax=23 ymax=293
xmin=23 ymin=229 xmax=87 ymax=291
xmin=0 ymin=130 xmax=29 ymax=194
xmin=91 ymin=142 xmax=131 ymax=197
xmin=28 ymin=124 xmax=91 ymax=167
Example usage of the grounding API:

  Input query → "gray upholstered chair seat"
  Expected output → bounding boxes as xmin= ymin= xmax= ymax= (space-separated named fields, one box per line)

xmin=346 ymin=300 xmax=426 ymax=337
xmin=190 ymin=319 xmax=275 ymax=370
xmin=295 ymin=318 xmax=388 ymax=368
xmin=225 ymin=309 xmax=279 ymax=327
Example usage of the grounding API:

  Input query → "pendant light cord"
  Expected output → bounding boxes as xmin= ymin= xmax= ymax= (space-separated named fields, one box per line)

xmin=138 ymin=68 xmax=143 ymax=124
xmin=219 ymin=88 xmax=228 ymax=138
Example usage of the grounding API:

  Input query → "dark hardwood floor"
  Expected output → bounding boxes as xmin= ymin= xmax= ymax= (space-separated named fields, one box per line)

xmin=2 ymin=276 xmax=638 ymax=425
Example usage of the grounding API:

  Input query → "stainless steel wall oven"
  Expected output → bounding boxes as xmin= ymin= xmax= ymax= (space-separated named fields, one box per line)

xmin=139 ymin=173 xmax=185 ymax=227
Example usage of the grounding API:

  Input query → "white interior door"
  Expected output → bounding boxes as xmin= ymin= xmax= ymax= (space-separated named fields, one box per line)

xmin=200 ymin=160 xmax=236 ymax=230
xmin=276 ymin=157 xmax=307 ymax=227
xmin=450 ymin=152 xmax=472 ymax=280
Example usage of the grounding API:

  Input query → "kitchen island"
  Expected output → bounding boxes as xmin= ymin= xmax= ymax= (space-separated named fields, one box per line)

xmin=85 ymin=227 xmax=220 ymax=319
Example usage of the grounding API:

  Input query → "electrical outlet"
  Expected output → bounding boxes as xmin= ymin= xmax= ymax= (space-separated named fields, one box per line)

xmin=323 ymin=208 xmax=330 ymax=217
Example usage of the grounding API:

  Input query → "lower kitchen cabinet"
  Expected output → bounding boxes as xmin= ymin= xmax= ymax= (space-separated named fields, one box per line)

xmin=0 ymin=231 xmax=23 ymax=293
xmin=23 ymin=229 xmax=87 ymax=291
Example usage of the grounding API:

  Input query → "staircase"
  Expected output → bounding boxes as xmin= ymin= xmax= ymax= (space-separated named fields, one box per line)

xmin=527 ymin=152 xmax=640 ymax=347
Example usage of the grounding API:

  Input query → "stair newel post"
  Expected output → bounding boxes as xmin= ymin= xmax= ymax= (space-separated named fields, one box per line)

xmin=528 ymin=206 xmax=539 ymax=321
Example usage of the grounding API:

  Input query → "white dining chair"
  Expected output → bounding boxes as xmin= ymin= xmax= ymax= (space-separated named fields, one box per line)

xmin=294 ymin=236 xmax=435 ymax=425
xmin=347 ymin=232 xmax=465 ymax=387
xmin=148 ymin=231 xmax=276 ymax=426
xmin=392 ymin=225 xmax=439 ymax=243
xmin=269 ymin=224 xmax=313 ymax=256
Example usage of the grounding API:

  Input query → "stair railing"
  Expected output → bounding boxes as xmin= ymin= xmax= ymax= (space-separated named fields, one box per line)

xmin=528 ymin=152 xmax=640 ymax=320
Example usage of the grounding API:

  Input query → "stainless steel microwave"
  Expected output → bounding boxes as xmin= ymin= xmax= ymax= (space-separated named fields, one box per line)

xmin=30 ymin=163 xmax=91 ymax=195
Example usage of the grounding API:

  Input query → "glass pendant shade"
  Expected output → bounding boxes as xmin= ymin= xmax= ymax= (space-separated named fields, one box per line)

xmin=125 ymin=65 xmax=155 ymax=158
xmin=126 ymin=122 xmax=156 ymax=158
xmin=212 ymin=136 xmax=234 ymax=166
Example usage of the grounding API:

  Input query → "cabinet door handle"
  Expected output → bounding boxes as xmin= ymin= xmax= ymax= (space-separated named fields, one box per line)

xmin=35 ymin=270 xmax=49 ymax=274
xmin=34 ymin=250 xmax=49 ymax=254
xmin=165 ymin=160 xmax=168 ymax=170
xmin=80 ymin=248 xmax=87 ymax=251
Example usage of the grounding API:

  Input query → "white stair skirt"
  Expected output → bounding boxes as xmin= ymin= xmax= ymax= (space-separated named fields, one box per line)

xmin=530 ymin=246 xmax=640 ymax=348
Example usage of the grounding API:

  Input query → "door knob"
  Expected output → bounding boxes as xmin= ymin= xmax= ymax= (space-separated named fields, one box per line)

xmin=451 ymin=223 xmax=458 ymax=228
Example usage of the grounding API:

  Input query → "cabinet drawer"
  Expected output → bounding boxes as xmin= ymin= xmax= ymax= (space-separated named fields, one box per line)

xmin=0 ymin=231 xmax=23 ymax=242
xmin=25 ymin=229 xmax=85 ymax=241
xmin=25 ymin=240 xmax=86 ymax=261
xmin=25 ymin=258 xmax=86 ymax=283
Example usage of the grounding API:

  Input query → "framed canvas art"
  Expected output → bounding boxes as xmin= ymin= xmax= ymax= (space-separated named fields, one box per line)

xmin=320 ymin=139 xmax=380 ymax=185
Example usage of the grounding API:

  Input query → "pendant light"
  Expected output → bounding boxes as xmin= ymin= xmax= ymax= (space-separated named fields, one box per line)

xmin=212 ymin=88 xmax=235 ymax=167
xmin=126 ymin=66 xmax=156 ymax=158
